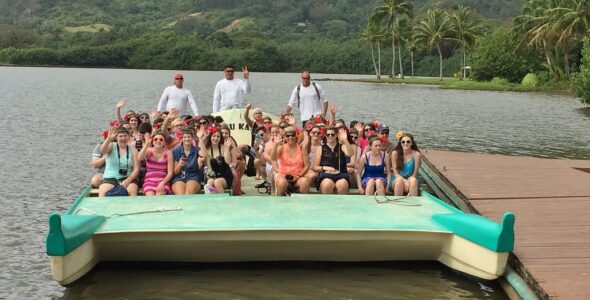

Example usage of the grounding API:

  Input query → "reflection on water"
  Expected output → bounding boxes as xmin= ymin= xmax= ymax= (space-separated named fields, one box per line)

xmin=59 ymin=262 xmax=506 ymax=300
xmin=2 ymin=67 xmax=588 ymax=299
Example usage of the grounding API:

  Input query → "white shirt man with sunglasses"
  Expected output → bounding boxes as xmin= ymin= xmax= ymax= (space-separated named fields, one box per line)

xmin=285 ymin=71 xmax=328 ymax=126
xmin=157 ymin=73 xmax=199 ymax=117
xmin=213 ymin=64 xmax=251 ymax=112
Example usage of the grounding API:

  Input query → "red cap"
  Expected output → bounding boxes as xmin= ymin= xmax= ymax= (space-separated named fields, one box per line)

xmin=174 ymin=73 xmax=184 ymax=79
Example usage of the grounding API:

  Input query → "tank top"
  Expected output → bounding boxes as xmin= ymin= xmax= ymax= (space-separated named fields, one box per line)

xmin=104 ymin=143 xmax=134 ymax=179
xmin=319 ymin=143 xmax=347 ymax=173
xmin=278 ymin=144 xmax=305 ymax=176
xmin=361 ymin=151 xmax=386 ymax=180
xmin=399 ymin=152 xmax=416 ymax=179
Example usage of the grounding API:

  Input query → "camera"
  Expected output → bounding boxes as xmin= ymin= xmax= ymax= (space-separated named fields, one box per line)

xmin=119 ymin=168 xmax=128 ymax=176
xmin=181 ymin=154 xmax=187 ymax=161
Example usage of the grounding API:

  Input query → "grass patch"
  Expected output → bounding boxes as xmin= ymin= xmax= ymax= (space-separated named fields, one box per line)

xmin=64 ymin=23 xmax=112 ymax=33
xmin=324 ymin=77 xmax=571 ymax=93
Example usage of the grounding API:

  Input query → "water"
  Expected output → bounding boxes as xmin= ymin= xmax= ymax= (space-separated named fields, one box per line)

xmin=1 ymin=66 xmax=588 ymax=299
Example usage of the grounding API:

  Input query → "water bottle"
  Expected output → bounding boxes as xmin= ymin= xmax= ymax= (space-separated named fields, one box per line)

xmin=204 ymin=166 xmax=209 ymax=179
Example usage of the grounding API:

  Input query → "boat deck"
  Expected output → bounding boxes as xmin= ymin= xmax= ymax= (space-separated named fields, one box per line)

xmin=421 ymin=150 xmax=590 ymax=300
xmin=72 ymin=192 xmax=457 ymax=233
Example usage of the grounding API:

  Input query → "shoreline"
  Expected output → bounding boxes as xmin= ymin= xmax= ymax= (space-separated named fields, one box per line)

xmin=317 ymin=77 xmax=573 ymax=95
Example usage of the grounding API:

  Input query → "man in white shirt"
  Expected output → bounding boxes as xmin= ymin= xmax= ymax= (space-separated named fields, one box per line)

xmin=157 ymin=73 xmax=199 ymax=117
xmin=284 ymin=71 xmax=328 ymax=125
xmin=212 ymin=64 xmax=251 ymax=112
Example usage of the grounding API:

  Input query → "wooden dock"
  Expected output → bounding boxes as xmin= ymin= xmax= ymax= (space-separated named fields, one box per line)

xmin=420 ymin=150 xmax=590 ymax=300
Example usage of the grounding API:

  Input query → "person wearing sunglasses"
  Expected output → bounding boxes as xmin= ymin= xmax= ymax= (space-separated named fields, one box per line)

xmin=213 ymin=64 xmax=251 ymax=113
xmin=139 ymin=112 xmax=151 ymax=124
xmin=356 ymin=136 xmax=391 ymax=196
xmin=138 ymin=130 xmax=174 ymax=196
xmin=390 ymin=133 xmax=421 ymax=196
xmin=157 ymin=73 xmax=199 ymax=118
xmin=346 ymin=127 xmax=360 ymax=189
xmin=271 ymin=127 xmax=310 ymax=196
xmin=171 ymin=127 xmax=203 ymax=195
xmin=312 ymin=127 xmax=353 ymax=194
xmin=284 ymin=71 xmax=328 ymax=127
xmin=302 ymin=124 xmax=323 ymax=184
xmin=355 ymin=123 xmax=375 ymax=155
xmin=98 ymin=127 xmax=140 ymax=197
xmin=377 ymin=124 xmax=396 ymax=154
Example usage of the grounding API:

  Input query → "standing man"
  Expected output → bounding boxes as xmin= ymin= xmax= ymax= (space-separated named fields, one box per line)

xmin=157 ymin=73 xmax=199 ymax=117
xmin=285 ymin=71 xmax=328 ymax=126
xmin=213 ymin=64 xmax=251 ymax=113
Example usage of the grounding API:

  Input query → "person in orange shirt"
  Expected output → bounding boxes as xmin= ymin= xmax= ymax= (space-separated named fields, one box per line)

xmin=270 ymin=126 xmax=310 ymax=196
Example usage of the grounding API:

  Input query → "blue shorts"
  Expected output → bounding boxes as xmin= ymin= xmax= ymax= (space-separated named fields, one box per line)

xmin=171 ymin=173 xmax=202 ymax=184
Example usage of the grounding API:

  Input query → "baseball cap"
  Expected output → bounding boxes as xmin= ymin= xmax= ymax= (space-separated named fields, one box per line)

xmin=378 ymin=124 xmax=390 ymax=132
xmin=174 ymin=73 xmax=184 ymax=79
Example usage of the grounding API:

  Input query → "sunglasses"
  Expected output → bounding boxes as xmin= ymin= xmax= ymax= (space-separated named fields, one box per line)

xmin=351 ymin=135 xmax=358 ymax=139
xmin=199 ymin=121 xmax=207 ymax=125
xmin=284 ymin=133 xmax=296 ymax=138
xmin=263 ymin=121 xmax=272 ymax=124
xmin=401 ymin=140 xmax=412 ymax=144
xmin=301 ymin=77 xmax=311 ymax=80
xmin=153 ymin=137 xmax=165 ymax=142
xmin=176 ymin=78 xmax=184 ymax=80
xmin=325 ymin=133 xmax=336 ymax=137
xmin=140 ymin=116 xmax=148 ymax=119
xmin=364 ymin=128 xmax=374 ymax=132
xmin=310 ymin=131 xmax=320 ymax=135
xmin=380 ymin=131 xmax=390 ymax=135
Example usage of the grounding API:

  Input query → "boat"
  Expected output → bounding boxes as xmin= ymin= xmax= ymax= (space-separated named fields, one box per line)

xmin=46 ymin=109 xmax=515 ymax=286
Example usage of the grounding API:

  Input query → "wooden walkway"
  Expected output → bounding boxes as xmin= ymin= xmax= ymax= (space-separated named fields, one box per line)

xmin=420 ymin=150 xmax=590 ymax=300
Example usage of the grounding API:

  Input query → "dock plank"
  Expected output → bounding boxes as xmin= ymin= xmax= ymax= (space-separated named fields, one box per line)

xmin=422 ymin=150 xmax=590 ymax=300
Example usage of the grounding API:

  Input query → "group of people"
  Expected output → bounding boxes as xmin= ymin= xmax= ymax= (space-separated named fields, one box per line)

xmin=92 ymin=66 xmax=422 ymax=197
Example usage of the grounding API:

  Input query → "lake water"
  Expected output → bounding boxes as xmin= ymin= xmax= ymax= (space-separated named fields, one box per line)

xmin=1 ymin=66 xmax=588 ymax=299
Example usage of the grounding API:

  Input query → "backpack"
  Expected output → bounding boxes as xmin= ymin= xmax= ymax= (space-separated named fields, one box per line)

xmin=296 ymin=82 xmax=321 ymax=108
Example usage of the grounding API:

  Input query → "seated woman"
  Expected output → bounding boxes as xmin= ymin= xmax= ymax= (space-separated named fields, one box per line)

xmin=200 ymin=126 xmax=233 ymax=193
xmin=302 ymin=124 xmax=323 ymax=184
xmin=356 ymin=136 xmax=391 ymax=196
xmin=390 ymin=133 xmax=421 ymax=196
xmin=312 ymin=127 xmax=353 ymax=194
xmin=171 ymin=127 xmax=203 ymax=195
xmin=271 ymin=127 xmax=310 ymax=196
xmin=220 ymin=124 xmax=245 ymax=195
xmin=91 ymin=131 xmax=108 ymax=188
xmin=138 ymin=131 xmax=174 ymax=196
xmin=98 ymin=127 xmax=140 ymax=197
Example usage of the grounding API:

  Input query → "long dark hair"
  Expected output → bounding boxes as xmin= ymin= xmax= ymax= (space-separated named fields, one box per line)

xmin=395 ymin=133 xmax=420 ymax=170
xmin=204 ymin=130 xmax=223 ymax=149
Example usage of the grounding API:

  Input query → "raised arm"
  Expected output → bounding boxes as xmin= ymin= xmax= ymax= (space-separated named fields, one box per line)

xmin=244 ymin=103 xmax=254 ymax=127
xmin=338 ymin=128 xmax=353 ymax=157
xmin=137 ymin=133 xmax=152 ymax=162
xmin=115 ymin=99 xmax=127 ymax=123
xmin=100 ymin=128 xmax=116 ymax=155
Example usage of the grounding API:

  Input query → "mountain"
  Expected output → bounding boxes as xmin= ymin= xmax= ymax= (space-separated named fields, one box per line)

xmin=1 ymin=0 xmax=522 ymax=35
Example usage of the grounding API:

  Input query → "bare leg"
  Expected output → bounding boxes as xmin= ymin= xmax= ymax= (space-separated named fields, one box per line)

xmin=214 ymin=178 xmax=228 ymax=192
xmin=365 ymin=179 xmax=375 ymax=196
xmin=91 ymin=173 xmax=103 ymax=188
xmin=335 ymin=179 xmax=349 ymax=194
xmin=172 ymin=181 xmax=186 ymax=195
xmin=185 ymin=180 xmax=201 ymax=194
xmin=144 ymin=191 xmax=155 ymax=196
xmin=98 ymin=182 xmax=115 ymax=197
xmin=297 ymin=177 xmax=310 ymax=194
xmin=394 ymin=177 xmax=404 ymax=196
xmin=407 ymin=177 xmax=417 ymax=196
xmin=375 ymin=179 xmax=386 ymax=196
xmin=275 ymin=175 xmax=288 ymax=196
xmin=126 ymin=183 xmax=138 ymax=196
xmin=319 ymin=179 xmax=335 ymax=194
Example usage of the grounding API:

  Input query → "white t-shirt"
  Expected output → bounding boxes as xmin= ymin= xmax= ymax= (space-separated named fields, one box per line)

xmin=288 ymin=82 xmax=327 ymax=121
xmin=213 ymin=78 xmax=251 ymax=112
xmin=157 ymin=86 xmax=199 ymax=116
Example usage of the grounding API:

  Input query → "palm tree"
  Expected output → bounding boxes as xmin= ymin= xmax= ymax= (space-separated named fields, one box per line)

xmin=360 ymin=20 xmax=388 ymax=79
xmin=547 ymin=0 xmax=590 ymax=78
xmin=406 ymin=33 xmax=419 ymax=77
xmin=450 ymin=6 xmax=485 ymax=80
xmin=415 ymin=8 xmax=453 ymax=80
xmin=371 ymin=0 xmax=413 ymax=79
xmin=394 ymin=18 xmax=413 ymax=79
